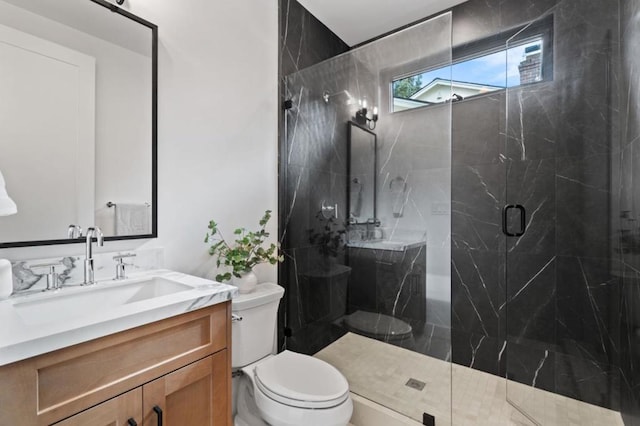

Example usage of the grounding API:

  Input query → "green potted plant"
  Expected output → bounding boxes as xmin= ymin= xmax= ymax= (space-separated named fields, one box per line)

xmin=205 ymin=210 xmax=283 ymax=293
xmin=307 ymin=211 xmax=347 ymax=270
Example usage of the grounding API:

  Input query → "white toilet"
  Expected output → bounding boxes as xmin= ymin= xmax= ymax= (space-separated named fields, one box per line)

xmin=232 ymin=283 xmax=353 ymax=426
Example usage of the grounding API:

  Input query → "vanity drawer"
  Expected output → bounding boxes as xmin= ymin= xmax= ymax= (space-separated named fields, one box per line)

xmin=0 ymin=301 xmax=231 ymax=426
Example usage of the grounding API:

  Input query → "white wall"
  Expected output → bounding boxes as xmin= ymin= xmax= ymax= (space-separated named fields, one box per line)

xmin=0 ymin=0 xmax=279 ymax=283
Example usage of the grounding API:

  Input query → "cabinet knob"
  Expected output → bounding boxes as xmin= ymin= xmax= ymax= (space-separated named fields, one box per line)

xmin=153 ymin=405 xmax=163 ymax=426
xmin=127 ymin=419 xmax=137 ymax=426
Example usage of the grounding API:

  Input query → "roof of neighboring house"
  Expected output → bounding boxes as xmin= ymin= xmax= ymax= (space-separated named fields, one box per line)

xmin=392 ymin=97 xmax=434 ymax=110
xmin=393 ymin=96 xmax=433 ymax=105
xmin=409 ymin=78 xmax=504 ymax=99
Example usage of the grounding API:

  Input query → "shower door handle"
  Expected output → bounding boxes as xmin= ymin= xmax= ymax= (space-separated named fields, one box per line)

xmin=502 ymin=205 xmax=526 ymax=237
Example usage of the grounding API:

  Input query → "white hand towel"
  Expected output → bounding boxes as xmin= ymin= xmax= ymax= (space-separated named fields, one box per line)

xmin=115 ymin=203 xmax=151 ymax=235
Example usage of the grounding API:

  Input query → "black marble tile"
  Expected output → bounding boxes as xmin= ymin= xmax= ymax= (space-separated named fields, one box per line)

xmin=375 ymin=246 xmax=427 ymax=321
xmin=283 ymin=77 xmax=351 ymax=172
xmin=505 ymin=340 xmax=555 ymax=393
xmin=347 ymin=244 xmax=428 ymax=323
xmin=451 ymin=163 xmax=505 ymax=251
xmin=278 ymin=0 xmax=638 ymax=416
xmin=452 ymin=93 xmax=504 ymax=167
xmin=556 ymin=154 xmax=614 ymax=258
xmin=505 ymin=84 xmax=558 ymax=162
xmin=621 ymin=264 xmax=640 ymax=407
xmin=451 ymin=0 xmax=501 ymax=47
xmin=506 ymin=253 xmax=556 ymax=347
xmin=346 ymin=246 xmax=378 ymax=312
xmin=505 ymin=158 xmax=555 ymax=255
xmin=618 ymin=141 xmax=640 ymax=273
xmin=280 ymin=0 xmax=348 ymax=77
xmin=298 ymin=264 xmax=350 ymax=324
xmin=451 ymin=248 xmax=504 ymax=337
xmin=279 ymin=1 xmax=350 ymax=353
xmin=497 ymin=0 xmax=557 ymax=30
xmin=452 ymin=329 xmax=503 ymax=376
xmin=452 ymin=0 xmax=556 ymax=68
xmin=283 ymin=165 xmax=348 ymax=250
xmin=555 ymin=352 xmax=620 ymax=410
xmin=553 ymin=1 xmax=620 ymax=159
xmin=555 ymin=256 xmax=621 ymax=364
xmin=621 ymin=3 xmax=640 ymax=396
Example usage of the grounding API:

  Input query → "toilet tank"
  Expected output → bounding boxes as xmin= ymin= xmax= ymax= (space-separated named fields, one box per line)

xmin=231 ymin=283 xmax=284 ymax=368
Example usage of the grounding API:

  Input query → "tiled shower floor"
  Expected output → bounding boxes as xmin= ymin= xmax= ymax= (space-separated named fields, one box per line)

xmin=315 ymin=333 xmax=623 ymax=426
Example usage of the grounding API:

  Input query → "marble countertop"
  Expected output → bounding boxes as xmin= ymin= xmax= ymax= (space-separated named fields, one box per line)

xmin=0 ymin=269 xmax=237 ymax=367
xmin=347 ymin=238 xmax=427 ymax=252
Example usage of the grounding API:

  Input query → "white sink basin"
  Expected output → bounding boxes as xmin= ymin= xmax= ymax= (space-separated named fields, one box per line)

xmin=12 ymin=277 xmax=193 ymax=326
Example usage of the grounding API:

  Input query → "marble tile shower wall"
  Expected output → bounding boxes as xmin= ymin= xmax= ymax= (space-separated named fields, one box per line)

xmin=451 ymin=0 xmax=624 ymax=412
xmin=278 ymin=0 xmax=349 ymax=353
xmin=282 ymin=54 xmax=359 ymax=354
xmin=280 ymin=10 xmax=453 ymax=355
xmin=351 ymin=15 xmax=452 ymax=334
xmin=279 ymin=0 xmax=635 ymax=415
xmin=619 ymin=0 xmax=640 ymax=423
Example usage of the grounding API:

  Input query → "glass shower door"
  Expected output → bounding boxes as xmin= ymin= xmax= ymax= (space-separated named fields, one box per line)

xmin=282 ymin=11 xmax=454 ymax=426
xmin=504 ymin=1 xmax=621 ymax=424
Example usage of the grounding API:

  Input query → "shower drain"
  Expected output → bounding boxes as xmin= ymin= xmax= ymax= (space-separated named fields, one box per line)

xmin=405 ymin=378 xmax=426 ymax=391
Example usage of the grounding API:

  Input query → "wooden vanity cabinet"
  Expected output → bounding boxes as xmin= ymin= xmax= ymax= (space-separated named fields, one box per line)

xmin=0 ymin=301 xmax=232 ymax=426
xmin=53 ymin=388 xmax=142 ymax=426
xmin=142 ymin=351 xmax=229 ymax=426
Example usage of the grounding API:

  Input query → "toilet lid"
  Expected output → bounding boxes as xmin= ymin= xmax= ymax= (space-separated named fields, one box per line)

xmin=343 ymin=310 xmax=413 ymax=340
xmin=254 ymin=351 xmax=350 ymax=409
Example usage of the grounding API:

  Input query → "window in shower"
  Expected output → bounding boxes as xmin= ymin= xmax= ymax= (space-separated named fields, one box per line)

xmin=391 ymin=15 xmax=553 ymax=112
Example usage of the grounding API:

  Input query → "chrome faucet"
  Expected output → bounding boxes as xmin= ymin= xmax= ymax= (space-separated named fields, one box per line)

xmin=68 ymin=224 xmax=83 ymax=239
xmin=366 ymin=218 xmax=381 ymax=240
xmin=83 ymin=227 xmax=104 ymax=285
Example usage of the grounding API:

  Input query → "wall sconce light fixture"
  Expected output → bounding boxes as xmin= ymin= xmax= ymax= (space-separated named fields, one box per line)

xmin=354 ymin=100 xmax=378 ymax=130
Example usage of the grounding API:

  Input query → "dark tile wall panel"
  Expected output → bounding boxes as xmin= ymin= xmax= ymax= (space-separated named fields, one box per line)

xmin=278 ymin=0 xmax=634 ymax=415
xmin=278 ymin=0 xmax=349 ymax=353
xmin=620 ymin=0 xmax=640 ymax=422
xmin=451 ymin=0 xmax=625 ymax=412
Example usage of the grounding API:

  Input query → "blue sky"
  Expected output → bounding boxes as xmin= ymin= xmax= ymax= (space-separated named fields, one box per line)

xmin=396 ymin=40 xmax=542 ymax=94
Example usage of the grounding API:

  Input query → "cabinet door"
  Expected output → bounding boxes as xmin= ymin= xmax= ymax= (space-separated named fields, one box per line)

xmin=142 ymin=350 xmax=230 ymax=426
xmin=52 ymin=387 xmax=141 ymax=426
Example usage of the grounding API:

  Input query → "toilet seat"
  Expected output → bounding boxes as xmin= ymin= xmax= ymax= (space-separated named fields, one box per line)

xmin=343 ymin=310 xmax=413 ymax=341
xmin=254 ymin=351 xmax=350 ymax=409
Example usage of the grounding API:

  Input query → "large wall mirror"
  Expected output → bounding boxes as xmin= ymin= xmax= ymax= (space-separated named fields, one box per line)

xmin=347 ymin=122 xmax=376 ymax=224
xmin=0 ymin=0 xmax=157 ymax=248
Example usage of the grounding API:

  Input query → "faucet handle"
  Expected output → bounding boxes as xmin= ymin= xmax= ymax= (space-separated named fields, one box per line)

xmin=113 ymin=253 xmax=136 ymax=280
xmin=32 ymin=262 xmax=61 ymax=291
xmin=113 ymin=253 xmax=137 ymax=261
